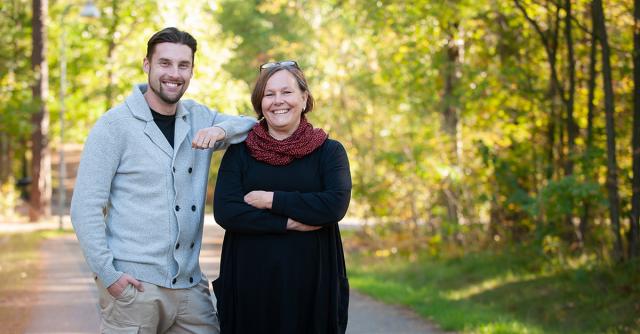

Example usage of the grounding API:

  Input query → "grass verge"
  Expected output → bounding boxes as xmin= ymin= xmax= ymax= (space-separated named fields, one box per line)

xmin=345 ymin=243 xmax=640 ymax=334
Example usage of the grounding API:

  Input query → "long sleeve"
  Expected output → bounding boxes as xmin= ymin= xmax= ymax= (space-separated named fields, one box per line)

xmin=214 ymin=145 xmax=288 ymax=234
xmin=209 ymin=109 xmax=256 ymax=151
xmin=270 ymin=141 xmax=352 ymax=226
xmin=70 ymin=118 xmax=122 ymax=288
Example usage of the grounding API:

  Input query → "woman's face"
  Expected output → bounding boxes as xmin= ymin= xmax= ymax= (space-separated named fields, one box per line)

xmin=261 ymin=70 xmax=308 ymax=139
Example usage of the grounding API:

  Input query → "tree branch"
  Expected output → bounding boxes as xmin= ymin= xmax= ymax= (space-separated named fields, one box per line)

xmin=514 ymin=0 xmax=567 ymax=102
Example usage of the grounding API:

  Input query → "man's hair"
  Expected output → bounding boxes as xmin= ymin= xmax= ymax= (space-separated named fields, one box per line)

xmin=146 ymin=27 xmax=197 ymax=62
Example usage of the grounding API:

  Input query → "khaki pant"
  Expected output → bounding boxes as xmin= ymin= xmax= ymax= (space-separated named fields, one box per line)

xmin=95 ymin=277 xmax=220 ymax=334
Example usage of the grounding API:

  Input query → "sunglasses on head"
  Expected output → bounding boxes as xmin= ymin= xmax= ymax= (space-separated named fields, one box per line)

xmin=259 ymin=60 xmax=300 ymax=72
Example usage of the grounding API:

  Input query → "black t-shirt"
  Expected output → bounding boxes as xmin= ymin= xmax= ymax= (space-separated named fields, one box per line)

xmin=150 ymin=109 xmax=176 ymax=148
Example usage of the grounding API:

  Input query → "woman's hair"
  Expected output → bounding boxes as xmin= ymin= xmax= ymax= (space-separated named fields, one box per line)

xmin=251 ymin=65 xmax=315 ymax=119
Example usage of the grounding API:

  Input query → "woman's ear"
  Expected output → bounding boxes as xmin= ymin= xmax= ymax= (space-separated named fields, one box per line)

xmin=302 ymin=91 xmax=309 ymax=110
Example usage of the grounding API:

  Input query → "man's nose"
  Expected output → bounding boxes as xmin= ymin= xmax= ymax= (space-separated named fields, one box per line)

xmin=167 ymin=65 xmax=180 ymax=77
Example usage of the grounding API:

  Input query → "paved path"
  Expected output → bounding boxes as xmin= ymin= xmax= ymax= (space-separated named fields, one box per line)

xmin=23 ymin=220 xmax=444 ymax=334
xmin=24 ymin=233 xmax=100 ymax=334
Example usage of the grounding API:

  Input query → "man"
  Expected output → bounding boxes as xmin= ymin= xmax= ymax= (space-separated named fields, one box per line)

xmin=70 ymin=27 xmax=255 ymax=333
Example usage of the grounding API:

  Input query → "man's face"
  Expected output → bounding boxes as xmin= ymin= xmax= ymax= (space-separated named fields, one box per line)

xmin=143 ymin=42 xmax=193 ymax=105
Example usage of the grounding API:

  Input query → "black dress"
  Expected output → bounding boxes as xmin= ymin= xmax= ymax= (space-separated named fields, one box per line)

xmin=212 ymin=139 xmax=351 ymax=334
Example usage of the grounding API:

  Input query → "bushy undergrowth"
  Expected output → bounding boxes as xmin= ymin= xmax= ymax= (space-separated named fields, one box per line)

xmin=343 ymin=230 xmax=640 ymax=334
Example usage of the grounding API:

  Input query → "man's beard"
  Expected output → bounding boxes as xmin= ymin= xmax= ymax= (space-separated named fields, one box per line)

xmin=150 ymin=81 xmax=185 ymax=104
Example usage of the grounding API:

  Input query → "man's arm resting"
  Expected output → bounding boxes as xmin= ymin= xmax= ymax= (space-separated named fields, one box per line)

xmin=192 ymin=114 xmax=256 ymax=150
xmin=210 ymin=112 xmax=257 ymax=147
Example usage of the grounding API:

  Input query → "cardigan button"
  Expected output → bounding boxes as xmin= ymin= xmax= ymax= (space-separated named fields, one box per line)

xmin=172 ymin=278 xmax=177 ymax=284
xmin=188 ymin=167 xmax=192 ymax=173
xmin=190 ymin=242 xmax=195 ymax=249
xmin=191 ymin=205 xmax=196 ymax=212
xmin=175 ymin=205 xmax=180 ymax=211
xmin=175 ymin=243 xmax=180 ymax=250
xmin=182 ymin=116 xmax=186 ymax=120
xmin=189 ymin=277 xmax=194 ymax=283
xmin=172 ymin=167 xmax=176 ymax=173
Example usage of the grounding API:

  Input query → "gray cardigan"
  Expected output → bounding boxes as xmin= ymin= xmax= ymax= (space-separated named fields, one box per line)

xmin=71 ymin=84 xmax=256 ymax=289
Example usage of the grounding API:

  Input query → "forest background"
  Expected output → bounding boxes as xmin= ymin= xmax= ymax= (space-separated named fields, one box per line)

xmin=0 ymin=0 xmax=639 ymax=333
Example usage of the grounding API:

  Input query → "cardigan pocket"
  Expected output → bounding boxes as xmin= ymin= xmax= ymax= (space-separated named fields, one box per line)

xmin=101 ymin=321 xmax=140 ymax=334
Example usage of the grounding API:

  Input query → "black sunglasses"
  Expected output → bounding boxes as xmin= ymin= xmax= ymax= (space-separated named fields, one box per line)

xmin=259 ymin=60 xmax=300 ymax=72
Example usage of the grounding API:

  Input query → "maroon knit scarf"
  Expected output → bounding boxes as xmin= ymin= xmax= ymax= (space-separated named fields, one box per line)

xmin=246 ymin=116 xmax=328 ymax=166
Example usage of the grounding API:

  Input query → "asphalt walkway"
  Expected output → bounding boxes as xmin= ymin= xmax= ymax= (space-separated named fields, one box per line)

xmin=22 ymin=221 xmax=444 ymax=334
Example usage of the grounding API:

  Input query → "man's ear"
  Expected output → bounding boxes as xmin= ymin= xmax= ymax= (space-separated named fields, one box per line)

xmin=143 ymin=57 xmax=150 ymax=74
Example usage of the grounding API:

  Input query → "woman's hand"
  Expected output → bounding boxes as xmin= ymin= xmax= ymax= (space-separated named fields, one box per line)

xmin=286 ymin=218 xmax=321 ymax=232
xmin=244 ymin=191 xmax=274 ymax=209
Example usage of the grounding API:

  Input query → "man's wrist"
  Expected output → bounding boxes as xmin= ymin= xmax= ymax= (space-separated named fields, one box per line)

xmin=214 ymin=126 xmax=227 ymax=140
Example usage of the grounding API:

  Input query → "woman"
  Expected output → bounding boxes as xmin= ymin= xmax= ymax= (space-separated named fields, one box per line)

xmin=212 ymin=60 xmax=351 ymax=334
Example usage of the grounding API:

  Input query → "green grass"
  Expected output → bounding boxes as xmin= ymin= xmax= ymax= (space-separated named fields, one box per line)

xmin=346 ymin=244 xmax=640 ymax=334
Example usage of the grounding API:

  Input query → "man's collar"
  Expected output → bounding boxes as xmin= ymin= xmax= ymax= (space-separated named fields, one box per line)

xmin=126 ymin=84 xmax=190 ymax=121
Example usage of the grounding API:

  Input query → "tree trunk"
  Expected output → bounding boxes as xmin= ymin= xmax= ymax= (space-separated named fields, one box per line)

xmin=105 ymin=0 xmax=119 ymax=110
xmin=515 ymin=0 xmax=563 ymax=181
xmin=580 ymin=5 xmax=599 ymax=247
xmin=546 ymin=100 xmax=556 ymax=180
xmin=442 ymin=29 xmax=460 ymax=160
xmin=547 ymin=8 xmax=562 ymax=182
xmin=0 ymin=135 xmax=11 ymax=183
xmin=29 ymin=0 xmax=51 ymax=221
xmin=441 ymin=26 xmax=463 ymax=225
xmin=563 ymin=0 xmax=579 ymax=247
xmin=564 ymin=0 xmax=577 ymax=176
xmin=593 ymin=0 xmax=623 ymax=261
xmin=629 ymin=0 xmax=640 ymax=258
